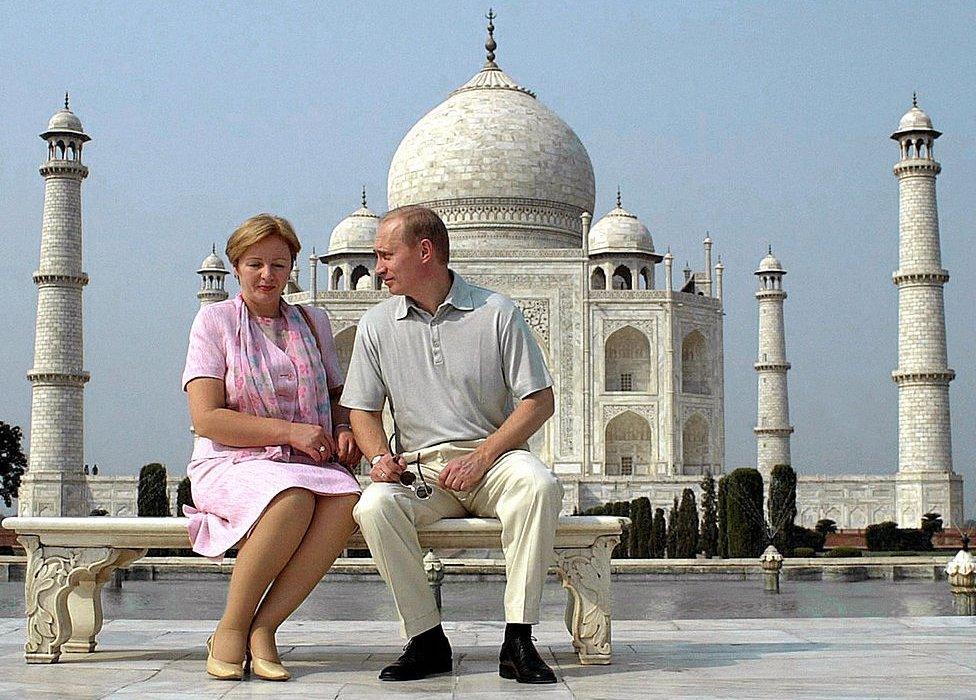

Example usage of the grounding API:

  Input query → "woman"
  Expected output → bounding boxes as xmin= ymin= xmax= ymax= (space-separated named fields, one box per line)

xmin=182 ymin=214 xmax=361 ymax=681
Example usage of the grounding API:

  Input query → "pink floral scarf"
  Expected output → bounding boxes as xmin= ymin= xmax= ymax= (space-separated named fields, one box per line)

xmin=230 ymin=294 xmax=331 ymax=462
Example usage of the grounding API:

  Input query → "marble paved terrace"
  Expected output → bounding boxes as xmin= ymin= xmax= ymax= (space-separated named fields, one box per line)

xmin=2 ymin=616 xmax=976 ymax=698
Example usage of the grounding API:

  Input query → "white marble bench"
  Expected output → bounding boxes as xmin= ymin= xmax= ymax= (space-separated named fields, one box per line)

xmin=1 ymin=515 xmax=625 ymax=665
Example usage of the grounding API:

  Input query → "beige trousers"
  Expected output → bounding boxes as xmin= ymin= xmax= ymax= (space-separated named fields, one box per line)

xmin=353 ymin=440 xmax=563 ymax=638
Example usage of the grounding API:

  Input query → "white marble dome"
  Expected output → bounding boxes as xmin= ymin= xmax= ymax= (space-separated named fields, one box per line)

xmin=327 ymin=204 xmax=380 ymax=255
xmin=896 ymin=105 xmax=934 ymax=133
xmin=588 ymin=204 xmax=654 ymax=255
xmin=756 ymin=251 xmax=785 ymax=274
xmin=387 ymin=60 xmax=595 ymax=250
xmin=42 ymin=107 xmax=88 ymax=139
xmin=198 ymin=250 xmax=226 ymax=271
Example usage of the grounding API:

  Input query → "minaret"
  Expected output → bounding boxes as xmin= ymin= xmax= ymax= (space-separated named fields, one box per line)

xmin=21 ymin=96 xmax=92 ymax=516
xmin=754 ymin=247 xmax=793 ymax=477
xmin=703 ymin=235 xmax=713 ymax=297
xmin=196 ymin=244 xmax=229 ymax=307
xmin=714 ymin=256 xmax=724 ymax=302
xmin=890 ymin=98 xmax=961 ymax=525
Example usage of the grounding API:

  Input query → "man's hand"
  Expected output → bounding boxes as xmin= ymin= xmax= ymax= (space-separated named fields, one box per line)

xmin=334 ymin=426 xmax=362 ymax=467
xmin=369 ymin=453 xmax=407 ymax=483
xmin=438 ymin=450 xmax=492 ymax=492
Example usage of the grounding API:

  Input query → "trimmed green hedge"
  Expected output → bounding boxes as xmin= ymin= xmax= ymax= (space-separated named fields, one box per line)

xmin=826 ymin=546 xmax=862 ymax=558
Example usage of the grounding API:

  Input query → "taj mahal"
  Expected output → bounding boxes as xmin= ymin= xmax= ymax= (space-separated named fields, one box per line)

xmin=17 ymin=20 xmax=963 ymax=529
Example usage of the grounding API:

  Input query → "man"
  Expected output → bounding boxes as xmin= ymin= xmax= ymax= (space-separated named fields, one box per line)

xmin=341 ymin=205 xmax=562 ymax=684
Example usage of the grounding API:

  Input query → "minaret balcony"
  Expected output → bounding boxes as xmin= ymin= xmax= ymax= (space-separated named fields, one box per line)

xmin=39 ymin=160 xmax=88 ymax=178
xmin=32 ymin=272 xmax=89 ymax=288
xmin=753 ymin=426 xmax=794 ymax=437
xmin=26 ymin=370 xmax=90 ymax=386
xmin=891 ymin=369 xmax=955 ymax=385
xmin=893 ymin=160 xmax=940 ymax=177
xmin=754 ymin=361 xmax=791 ymax=371
xmin=891 ymin=269 xmax=949 ymax=286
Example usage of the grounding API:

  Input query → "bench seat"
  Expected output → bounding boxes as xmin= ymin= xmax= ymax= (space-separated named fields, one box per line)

xmin=2 ymin=515 xmax=626 ymax=665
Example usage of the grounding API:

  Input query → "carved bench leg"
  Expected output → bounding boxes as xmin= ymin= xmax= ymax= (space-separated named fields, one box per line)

xmin=555 ymin=535 xmax=618 ymax=665
xmin=18 ymin=536 xmax=146 ymax=663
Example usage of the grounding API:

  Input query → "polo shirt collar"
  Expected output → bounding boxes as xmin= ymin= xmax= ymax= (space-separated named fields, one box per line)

xmin=396 ymin=270 xmax=473 ymax=320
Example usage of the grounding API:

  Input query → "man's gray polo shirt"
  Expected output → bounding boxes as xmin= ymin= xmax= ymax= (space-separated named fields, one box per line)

xmin=339 ymin=272 xmax=553 ymax=453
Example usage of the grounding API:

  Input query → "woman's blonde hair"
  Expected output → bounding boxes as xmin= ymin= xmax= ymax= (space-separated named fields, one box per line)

xmin=226 ymin=213 xmax=301 ymax=267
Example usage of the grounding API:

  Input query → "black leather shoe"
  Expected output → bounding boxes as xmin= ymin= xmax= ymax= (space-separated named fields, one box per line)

xmin=499 ymin=635 xmax=557 ymax=684
xmin=379 ymin=634 xmax=452 ymax=681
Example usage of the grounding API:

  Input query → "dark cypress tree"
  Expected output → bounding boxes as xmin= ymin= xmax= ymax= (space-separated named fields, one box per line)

xmin=768 ymin=464 xmax=797 ymax=554
xmin=137 ymin=463 xmax=171 ymax=517
xmin=614 ymin=501 xmax=631 ymax=559
xmin=176 ymin=476 xmax=194 ymax=516
xmin=675 ymin=488 xmax=700 ymax=558
xmin=717 ymin=476 xmax=729 ymax=558
xmin=666 ymin=496 xmax=679 ymax=558
xmin=724 ymin=468 xmax=766 ymax=557
xmin=0 ymin=422 xmax=27 ymax=508
xmin=650 ymin=507 xmax=667 ymax=558
xmin=700 ymin=472 xmax=719 ymax=558
xmin=629 ymin=497 xmax=652 ymax=558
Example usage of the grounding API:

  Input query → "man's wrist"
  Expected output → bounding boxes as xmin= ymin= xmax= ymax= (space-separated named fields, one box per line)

xmin=334 ymin=423 xmax=352 ymax=433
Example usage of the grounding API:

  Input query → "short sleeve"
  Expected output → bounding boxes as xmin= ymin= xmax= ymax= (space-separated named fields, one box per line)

xmin=500 ymin=305 xmax=553 ymax=399
xmin=338 ymin=317 xmax=388 ymax=411
xmin=182 ymin=307 xmax=226 ymax=391
xmin=307 ymin=307 xmax=344 ymax=390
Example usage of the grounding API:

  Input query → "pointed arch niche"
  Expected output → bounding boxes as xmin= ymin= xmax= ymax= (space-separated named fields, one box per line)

xmin=334 ymin=326 xmax=357 ymax=377
xmin=682 ymin=413 xmax=709 ymax=473
xmin=605 ymin=410 xmax=652 ymax=476
xmin=681 ymin=330 xmax=709 ymax=395
xmin=604 ymin=325 xmax=651 ymax=392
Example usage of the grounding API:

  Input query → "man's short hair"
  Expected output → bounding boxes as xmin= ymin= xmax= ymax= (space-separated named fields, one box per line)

xmin=381 ymin=205 xmax=450 ymax=264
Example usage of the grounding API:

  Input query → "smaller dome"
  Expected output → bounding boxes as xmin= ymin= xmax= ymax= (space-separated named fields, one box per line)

xmin=327 ymin=203 xmax=380 ymax=255
xmin=898 ymin=106 xmax=932 ymax=132
xmin=756 ymin=250 xmax=785 ymax=274
xmin=588 ymin=203 xmax=654 ymax=255
xmin=199 ymin=253 xmax=225 ymax=271
xmin=47 ymin=108 xmax=84 ymax=133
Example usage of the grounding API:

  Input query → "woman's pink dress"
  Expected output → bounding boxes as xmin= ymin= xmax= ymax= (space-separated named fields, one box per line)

xmin=181 ymin=296 xmax=360 ymax=558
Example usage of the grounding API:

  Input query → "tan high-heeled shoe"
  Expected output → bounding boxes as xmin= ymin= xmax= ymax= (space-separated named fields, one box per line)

xmin=246 ymin=646 xmax=291 ymax=682
xmin=206 ymin=634 xmax=244 ymax=681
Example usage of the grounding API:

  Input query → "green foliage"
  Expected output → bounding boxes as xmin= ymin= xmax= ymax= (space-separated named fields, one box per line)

xmin=768 ymin=464 xmax=797 ymax=555
xmin=629 ymin=497 xmax=652 ymax=558
xmin=606 ymin=501 xmax=631 ymax=559
xmin=666 ymin=496 xmax=678 ymax=559
xmin=815 ymin=519 xmax=838 ymax=536
xmin=176 ymin=477 xmax=194 ymax=516
xmin=898 ymin=528 xmax=933 ymax=551
xmin=650 ymin=508 xmax=667 ymax=558
xmin=826 ymin=546 xmax=862 ymax=558
xmin=921 ymin=512 xmax=944 ymax=537
xmin=717 ymin=476 xmax=729 ymax=558
xmin=675 ymin=489 xmax=700 ymax=558
xmin=792 ymin=547 xmax=816 ymax=557
xmin=0 ymin=422 xmax=27 ymax=508
xmin=699 ymin=472 xmax=719 ymax=558
xmin=865 ymin=521 xmax=899 ymax=551
xmin=791 ymin=525 xmax=826 ymax=553
xmin=137 ymin=463 xmax=171 ymax=517
xmin=724 ymin=468 xmax=766 ymax=557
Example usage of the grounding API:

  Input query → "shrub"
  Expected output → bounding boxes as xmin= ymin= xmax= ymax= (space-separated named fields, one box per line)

xmin=675 ymin=488 xmax=699 ymax=558
xmin=920 ymin=512 xmax=943 ymax=538
xmin=724 ymin=468 xmax=766 ymax=557
xmin=792 ymin=547 xmax=816 ymax=557
xmin=629 ymin=497 xmax=652 ymax=558
xmin=897 ymin=528 xmax=933 ymax=552
xmin=792 ymin=525 xmax=826 ymax=553
xmin=137 ymin=463 xmax=171 ymax=517
xmin=700 ymin=472 xmax=719 ymax=558
xmin=650 ymin=508 xmax=667 ymax=558
xmin=768 ymin=464 xmax=797 ymax=554
xmin=610 ymin=501 xmax=631 ymax=559
xmin=717 ymin=477 xmax=728 ymax=558
xmin=826 ymin=546 xmax=862 ymax=558
xmin=815 ymin=519 xmax=838 ymax=536
xmin=176 ymin=476 xmax=194 ymax=515
xmin=666 ymin=496 xmax=678 ymax=558
xmin=865 ymin=521 xmax=899 ymax=551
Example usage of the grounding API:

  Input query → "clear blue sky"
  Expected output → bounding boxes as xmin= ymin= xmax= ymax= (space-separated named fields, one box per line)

xmin=2 ymin=2 xmax=975 ymax=516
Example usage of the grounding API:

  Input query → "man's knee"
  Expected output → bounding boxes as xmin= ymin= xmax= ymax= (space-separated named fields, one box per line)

xmin=352 ymin=484 xmax=403 ymax=526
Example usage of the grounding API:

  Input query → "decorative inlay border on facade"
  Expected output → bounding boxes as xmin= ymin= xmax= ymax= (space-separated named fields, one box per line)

xmin=513 ymin=298 xmax=550 ymax=350
xmin=602 ymin=318 xmax=655 ymax=341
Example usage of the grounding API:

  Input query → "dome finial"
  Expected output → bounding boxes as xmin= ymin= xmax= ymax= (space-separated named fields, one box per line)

xmin=361 ymin=184 xmax=367 ymax=208
xmin=484 ymin=8 xmax=498 ymax=67
xmin=64 ymin=92 xmax=70 ymax=110
xmin=211 ymin=242 xmax=216 ymax=255
xmin=616 ymin=186 xmax=621 ymax=208
xmin=913 ymin=91 xmax=918 ymax=108
xmin=768 ymin=243 xmax=772 ymax=255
